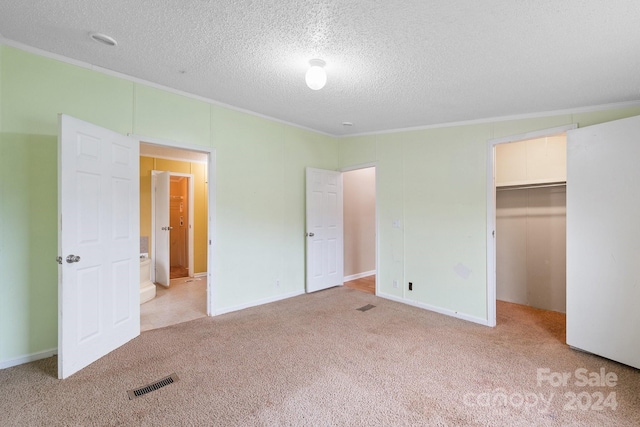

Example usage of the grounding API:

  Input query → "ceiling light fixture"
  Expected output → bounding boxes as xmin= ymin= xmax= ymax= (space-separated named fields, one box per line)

xmin=305 ymin=59 xmax=327 ymax=90
xmin=90 ymin=32 xmax=118 ymax=47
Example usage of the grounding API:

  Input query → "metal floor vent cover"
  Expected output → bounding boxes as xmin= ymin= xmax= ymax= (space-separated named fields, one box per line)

xmin=356 ymin=304 xmax=376 ymax=312
xmin=127 ymin=373 xmax=179 ymax=400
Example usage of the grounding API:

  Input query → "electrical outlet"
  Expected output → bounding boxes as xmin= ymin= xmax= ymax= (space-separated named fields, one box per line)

xmin=392 ymin=280 xmax=398 ymax=289
xmin=409 ymin=282 xmax=413 ymax=291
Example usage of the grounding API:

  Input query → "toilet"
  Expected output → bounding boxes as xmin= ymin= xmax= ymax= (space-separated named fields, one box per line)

xmin=140 ymin=257 xmax=156 ymax=304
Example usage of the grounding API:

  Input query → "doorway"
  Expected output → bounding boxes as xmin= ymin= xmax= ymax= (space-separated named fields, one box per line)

xmin=169 ymin=175 xmax=191 ymax=278
xmin=486 ymin=125 xmax=575 ymax=326
xmin=342 ymin=165 xmax=377 ymax=295
xmin=139 ymin=142 xmax=210 ymax=331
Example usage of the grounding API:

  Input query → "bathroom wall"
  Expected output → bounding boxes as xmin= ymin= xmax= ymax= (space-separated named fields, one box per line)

xmin=140 ymin=156 xmax=207 ymax=274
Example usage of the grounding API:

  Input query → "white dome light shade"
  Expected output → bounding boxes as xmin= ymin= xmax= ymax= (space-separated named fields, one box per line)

xmin=305 ymin=59 xmax=327 ymax=90
xmin=90 ymin=32 xmax=118 ymax=46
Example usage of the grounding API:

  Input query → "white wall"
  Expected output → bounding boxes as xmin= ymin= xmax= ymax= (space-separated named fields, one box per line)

xmin=496 ymin=186 xmax=566 ymax=312
xmin=343 ymin=168 xmax=376 ymax=278
xmin=496 ymin=135 xmax=566 ymax=186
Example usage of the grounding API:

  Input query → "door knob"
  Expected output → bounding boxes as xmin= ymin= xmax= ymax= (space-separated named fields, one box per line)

xmin=306 ymin=232 xmax=315 ymax=237
xmin=66 ymin=254 xmax=81 ymax=263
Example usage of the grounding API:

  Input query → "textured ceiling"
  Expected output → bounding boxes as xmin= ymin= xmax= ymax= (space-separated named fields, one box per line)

xmin=1 ymin=1 xmax=639 ymax=136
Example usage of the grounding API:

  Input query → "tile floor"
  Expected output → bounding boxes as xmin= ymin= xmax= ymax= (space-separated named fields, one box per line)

xmin=140 ymin=276 xmax=207 ymax=332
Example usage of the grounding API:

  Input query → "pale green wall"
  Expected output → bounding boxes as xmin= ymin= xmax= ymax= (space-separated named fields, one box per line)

xmin=211 ymin=107 xmax=337 ymax=308
xmin=338 ymin=107 xmax=640 ymax=321
xmin=2 ymin=42 xmax=640 ymax=367
xmin=0 ymin=45 xmax=336 ymax=365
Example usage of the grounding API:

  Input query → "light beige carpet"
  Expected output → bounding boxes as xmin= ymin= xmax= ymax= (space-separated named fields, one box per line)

xmin=1 ymin=287 xmax=638 ymax=426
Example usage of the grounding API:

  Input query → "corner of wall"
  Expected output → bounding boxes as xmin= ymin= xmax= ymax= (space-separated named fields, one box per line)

xmin=0 ymin=42 xmax=5 ymax=363
xmin=1 ymin=42 xmax=4 ymax=133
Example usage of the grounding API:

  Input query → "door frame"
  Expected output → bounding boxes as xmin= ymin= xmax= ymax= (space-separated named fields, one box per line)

xmin=151 ymin=171 xmax=195 ymax=283
xmin=339 ymin=162 xmax=378 ymax=295
xmin=133 ymin=134 xmax=216 ymax=316
xmin=485 ymin=124 xmax=575 ymax=327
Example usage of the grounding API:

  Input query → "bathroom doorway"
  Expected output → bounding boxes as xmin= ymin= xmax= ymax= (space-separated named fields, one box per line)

xmin=139 ymin=143 xmax=209 ymax=331
xmin=169 ymin=174 xmax=192 ymax=280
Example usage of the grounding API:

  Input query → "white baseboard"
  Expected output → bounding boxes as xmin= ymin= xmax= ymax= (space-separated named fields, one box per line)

xmin=0 ymin=348 xmax=58 ymax=370
xmin=214 ymin=290 xmax=305 ymax=316
xmin=193 ymin=272 xmax=207 ymax=278
xmin=343 ymin=270 xmax=376 ymax=282
xmin=378 ymin=292 xmax=489 ymax=326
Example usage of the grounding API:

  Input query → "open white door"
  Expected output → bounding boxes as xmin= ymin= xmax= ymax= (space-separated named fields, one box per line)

xmin=566 ymin=114 xmax=640 ymax=369
xmin=58 ymin=115 xmax=139 ymax=379
xmin=153 ymin=171 xmax=171 ymax=287
xmin=306 ymin=168 xmax=343 ymax=293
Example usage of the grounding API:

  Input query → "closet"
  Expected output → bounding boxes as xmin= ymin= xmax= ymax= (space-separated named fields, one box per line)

xmin=495 ymin=135 xmax=566 ymax=313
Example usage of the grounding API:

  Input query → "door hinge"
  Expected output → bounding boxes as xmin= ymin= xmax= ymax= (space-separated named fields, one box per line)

xmin=492 ymin=230 xmax=495 ymax=238
xmin=56 ymin=256 xmax=63 ymax=264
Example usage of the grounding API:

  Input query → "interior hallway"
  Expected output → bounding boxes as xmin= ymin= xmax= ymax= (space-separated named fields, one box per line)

xmin=344 ymin=275 xmax=376 ymax=294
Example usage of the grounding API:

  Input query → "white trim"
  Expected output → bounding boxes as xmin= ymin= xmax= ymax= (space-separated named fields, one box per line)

xmin=0 ymin=348 xmax=57 ymax=370
xmin=486 ymin=124 xmax=576 ymax=328
xmin=131 ymin=134 xmax=212 ymax=153
xmin=214 ymin=290 xmax=305 ymax=316
xmin=378 ymin=292 xmax=489 ymax=326
xmin=339 ymin=162 xmax=377 ymax=172
xmin=486 ymin=143 xmax=497 ymax=327
xmin=207 ymin=150 xmax=217 ymax=316
xmin=193 ymin=272 xmax=208 ymax=278
xmin=340 ymin=102 xmax=640 ymax=138
xmin=1 ymin=39 xmax=333 ymax=137
xmin=343 ymin=270 xmax=376 ymax=282
xmin=487 ymin=124 xmax=577 ymax=145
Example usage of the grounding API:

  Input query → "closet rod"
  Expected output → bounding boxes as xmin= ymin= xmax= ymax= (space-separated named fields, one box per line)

xmin=496 ymin=181 xmax=566 ymax=192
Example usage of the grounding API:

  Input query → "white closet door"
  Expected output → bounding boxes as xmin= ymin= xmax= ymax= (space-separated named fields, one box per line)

xmin=566 ymin=114 xmax=640 ymax=369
